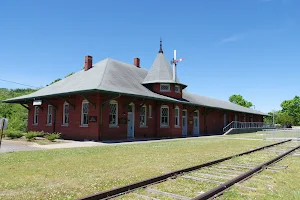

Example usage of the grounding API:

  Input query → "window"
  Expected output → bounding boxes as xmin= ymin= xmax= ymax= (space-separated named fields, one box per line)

xmin=160 ymin=106 xmax=169 ymax=126
xmin=140 ymin=105 xmax=147 ymax=126
xmin=175 ymin=85 xmax=180 ymax=93
xmin=160 ymin=84 xmax=170 ymax=92
xmin=34 ymin=106 xmax=39 ymax=124
xmin=109 ymin=100 xmax=118 ymax=126
xmin=63 ymin=102 xmax=69 ymax=125
xmin=174 ymin=106 xmax=180 ymax=127
xmin=47 ymin=105 xmax=53 ymax=125
xmin=149 ymin=105 xmax=152 ymax=118
xmin=81 ymin=100 xmax=89 ymax=126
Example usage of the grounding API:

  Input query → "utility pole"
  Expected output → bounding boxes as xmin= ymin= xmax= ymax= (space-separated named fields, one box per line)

xmin=273 ymin=111 xmax=275 ymax=125
xmin=0 ymin=119 xmax=5 ymax=148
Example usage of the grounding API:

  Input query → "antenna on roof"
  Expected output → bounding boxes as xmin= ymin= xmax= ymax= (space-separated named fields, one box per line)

xmin=170 ymin=50 xmax=184 ymax=81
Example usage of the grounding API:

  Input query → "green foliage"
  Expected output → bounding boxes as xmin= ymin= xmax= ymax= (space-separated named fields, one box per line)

xmin=46 ymin=78 xmax=62 ymax=86
xmin=25 ymin=131 xmax=44 ymax=141
xmin=0 ymin=88 xmax=37 ymax=132
xmin=280 ymin=96 xmax=300 ymax=125
xmin=276 ymin=112 xmax=294 ymax=126
xmin=45 ymin=132 xmax=61 ymax=141
xmin=46 ymin=72 xmax=75 ymax=86
xmin=264 ymin=111 xmax=279 ymax=124
xmin=65 ymin=72 xmax=75 ymax=78
xmin=229 ymin=94 xmax=253 ymax=108
xmin=4 ymin=130 xmax=24 ymax=139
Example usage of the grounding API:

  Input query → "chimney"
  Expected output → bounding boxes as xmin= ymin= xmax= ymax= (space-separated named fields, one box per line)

xmin=134 ymin=58 xmax=140 ymax=68
xmin=84 ymin=55 xmax=93 ymax=71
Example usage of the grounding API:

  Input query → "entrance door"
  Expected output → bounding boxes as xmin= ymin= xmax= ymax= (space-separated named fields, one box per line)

xmin=193 ymin=111 xmax=199 ymax=136
xmin=127 ymin=104 xmax=134 ymax=138
xmin=182 ymin=110 xmax=188 ymax=136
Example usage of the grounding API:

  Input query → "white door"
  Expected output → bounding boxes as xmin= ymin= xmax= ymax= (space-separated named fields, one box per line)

xmin=182 ymin=110 xmax=188 ymax=136
xmin=193 ymin=111 xmax=199 ymax=136
xmin=127 ymin=104 xmax=134 ymax=138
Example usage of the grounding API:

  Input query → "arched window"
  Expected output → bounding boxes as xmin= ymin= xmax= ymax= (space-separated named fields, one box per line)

xmin=63 ymin=102 xmax=69 ymax=125
xmin=160 ymin=105 xmax=169 ymax=127
xmin=174 ymin=106 xmax=180 ymax=127
xmin=140 ymin=105 xmax=147 ymax=127
xmin=109 ymin=100 xmax=118 ymax=126
xmin=81 ymin=100 xmax=89 ymax=126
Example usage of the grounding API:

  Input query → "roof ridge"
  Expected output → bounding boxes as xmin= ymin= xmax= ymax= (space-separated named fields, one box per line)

xmin=96 ymin=58 xmax=110 ymax=89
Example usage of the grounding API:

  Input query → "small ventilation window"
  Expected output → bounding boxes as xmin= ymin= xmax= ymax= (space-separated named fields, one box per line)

xmin=160 ymin=84 xmax=170 ymax=92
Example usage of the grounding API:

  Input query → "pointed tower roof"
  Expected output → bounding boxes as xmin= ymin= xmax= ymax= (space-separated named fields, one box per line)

xmin=142 ymin=40 xmax=187 ymax=88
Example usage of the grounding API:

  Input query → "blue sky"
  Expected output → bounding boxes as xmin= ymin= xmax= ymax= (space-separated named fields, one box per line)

xmin=0 ymin=0 xmax=299 ymax=113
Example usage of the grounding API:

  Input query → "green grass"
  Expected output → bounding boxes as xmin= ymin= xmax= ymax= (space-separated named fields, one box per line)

xmin=0 ymin=137 xmax=272 ymax=200
xmin=222 ymin=145 xmax=300 ymax=199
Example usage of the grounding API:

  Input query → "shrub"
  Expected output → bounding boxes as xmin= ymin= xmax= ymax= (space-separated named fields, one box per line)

xmin=45 ymin=133 xmax=61 ymax=141
xmin=4 ymin=130 xmax=24 ymax=139
xmin=25 ymin=131 xmax=44 ymax=141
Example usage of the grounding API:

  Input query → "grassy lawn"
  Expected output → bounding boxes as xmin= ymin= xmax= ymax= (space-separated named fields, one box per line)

xmin=222 ymin=143 xmax=300 ymax=200
xmin=0 ymin=137 xmax=272 ymax=200
xmin=119 ymin=141 xmax=300 ymax=200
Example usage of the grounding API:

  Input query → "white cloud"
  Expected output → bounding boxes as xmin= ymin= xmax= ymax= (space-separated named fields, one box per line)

xmin=220 ymin=35 xmax=243 ymax=44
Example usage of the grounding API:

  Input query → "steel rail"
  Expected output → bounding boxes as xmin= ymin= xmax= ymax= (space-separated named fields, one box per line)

xmin=78 ymin=139 xmax=291 ymax=200
xmin=192 ymin=143 xmax=300 ymax=200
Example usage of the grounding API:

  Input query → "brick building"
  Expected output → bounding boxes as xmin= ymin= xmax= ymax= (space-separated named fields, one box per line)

xmin=4 ymin=41 xmax=266 ymax=141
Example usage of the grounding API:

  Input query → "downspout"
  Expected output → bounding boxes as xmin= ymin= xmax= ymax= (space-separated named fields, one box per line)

xmin=99 ymin=94 xmax=121 ymax=140
xmin=53 ymin=108 xmax=57 ymax=133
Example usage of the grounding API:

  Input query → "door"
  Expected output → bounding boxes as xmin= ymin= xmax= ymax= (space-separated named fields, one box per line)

xmin=127 ymin=104 xmax=134 ymax=138
xmin=193 ymin=111 xmax=199 ymax=136
xmin=182 ymin=110 xmax=187 ymax=136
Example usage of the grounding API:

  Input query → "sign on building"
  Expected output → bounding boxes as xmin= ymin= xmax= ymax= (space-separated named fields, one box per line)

xmin=0 ymin=118 xmax=8 ymax=130
xmin=88 ymin=116 xmax=97 ymax=122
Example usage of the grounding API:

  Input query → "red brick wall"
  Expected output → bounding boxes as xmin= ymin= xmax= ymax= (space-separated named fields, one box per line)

xmin=28 ymin=94 xmax=100 ymax=141
xmin=152 ymin=84 xmax=182 ymax=99
xmin=26 ymin=91 xmax=265 ymax=140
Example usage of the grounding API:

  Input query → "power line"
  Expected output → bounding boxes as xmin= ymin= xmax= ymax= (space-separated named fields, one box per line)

xmin=0 ymin=78 xmax=39 ymax=88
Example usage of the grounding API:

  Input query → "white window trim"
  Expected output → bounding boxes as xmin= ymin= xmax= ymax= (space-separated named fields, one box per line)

xmin=160 ymin=84 xmax=170 ymax=92
xmin=63 ymin=102 xmax=69 ymax=126
xmin=149 ymin=105 xmax=152 ymax=118
xmin=160 ymin=105 xmax=169 ymax=127
xmin=174 ymin=106 xmax=180 ymax=127
xmin=140 ymin=105 xmax=147 ymax=127
xmin=175 ymin=85 xmax=180 ymax=93
xmin=47 ymin=105 xmax=53 ymax=125
xmin=81 ymin=100 xmax=89 ymax=126
xmin=109 ymin=100 xmax=118 ymax=127
xmin=33 ymin=106 xmax=39 ymax=125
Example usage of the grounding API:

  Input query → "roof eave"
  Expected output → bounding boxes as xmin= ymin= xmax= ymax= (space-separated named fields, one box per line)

xmin=3 ymin=89 xmax=267 ymax=116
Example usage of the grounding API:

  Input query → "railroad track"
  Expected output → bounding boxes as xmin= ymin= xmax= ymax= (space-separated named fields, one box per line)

xmin=78 ymin=139 xmax=300 ymax=200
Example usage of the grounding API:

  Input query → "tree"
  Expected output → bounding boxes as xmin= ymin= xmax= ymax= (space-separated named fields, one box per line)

xmin=46 ymin=78 xmax=62 ymax=86
xmin=229 ymin=94 xmax=253 ymax=108
xmin=264 ymin=111 xmax=279 ymax=124
xmin=276 ymin=111 xmax=294 ymax=127
xmin=280 ymin=96 xmax=300 ymax=125
xmin=0 ymin=88 xmax=37 ymax=131
xmin=65 ymin=72 xmax=74 ymax=78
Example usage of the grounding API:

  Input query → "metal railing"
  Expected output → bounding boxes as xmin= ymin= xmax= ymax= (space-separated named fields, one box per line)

xmin=223 ymin=121 xmax=276 ymax=133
